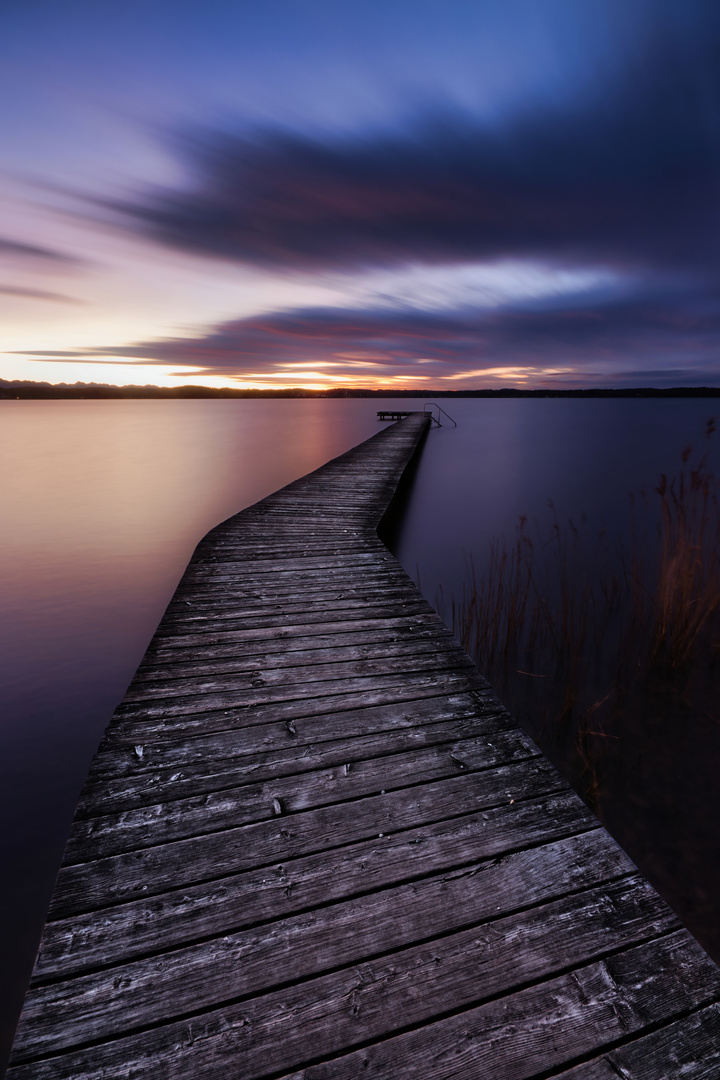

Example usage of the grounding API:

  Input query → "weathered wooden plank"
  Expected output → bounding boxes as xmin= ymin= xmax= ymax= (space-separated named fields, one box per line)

xmin=215 ymin=508 xmax=372 ymax=525
xmin=562 ymin=1003 xmax=720 ymax=1079
xmin=142 ymin=611 xmax=448 ymax=653
xmin=123 ymin=649 xmax=475 ymax=705
xmin=177 ymin=573 xmax=424 ymax=598
xmin=131 ymin=635 xmax=463 ymax=686
xmin=190 ymin=542 xmax=384 ymax=561
xmin=206 ymin=527 xmax=371 ymax=543
xmin=117 ymin=663 xmax=481 ymax=721
xmin=35 ymin=817 xmax=610 ymax=982
xmin=160 ymin=593 xmax=426 ymax=627
xmin=183 ymin=552 xmax=395 ymax=578
xmin=101 ymin=682 xmax=497 ymax=749
xmin=157 ymin=594 xmax=433 ymax=631
xmin=12 ymin=931 xmax=718 ymax=1080
xmin=151 ymin=597 xmax=434 ymax=637
xmin=177 ymin=557 xmax=410 ymax=584
xmin=140 ymin=618 xmax=455 ymax=668
xmin=107 ymin=671 xmax=490 ymax=742
xmin=84 ymin=692 xmax=509 ymax=787
xmin=78 ymin=713 xmax=520 ymax=818
xmin=163 ymin=570 xmax=418 ymax=605
xmin=208 ymin=510 xmax=374 ymax=525
xmin=247 ymin=484 xmax=392 ymax=501
xmin=205 ymin=524 xmax=369 ymax=539
xmin=49 ymin=757 xmax=569 ymax=917
xmin=63 ymin=730 xmax=540 ymax=862
xmin=263 ymin=933 xmax=720 ymax=1080
xmin=185 ymin=536 xmax=390 ymax=553
xmin=149 ymin=614 xmax=449 ymax=648
xmin=15 ymin=875 xmax=672 ymax=1061
xmin=552 ymin=1062 xmax=620 ymax=1080
xmin=163 ymin=588 xmax=421 ymax=615
xmin=161 ymin=586 xmax=423 ymax=614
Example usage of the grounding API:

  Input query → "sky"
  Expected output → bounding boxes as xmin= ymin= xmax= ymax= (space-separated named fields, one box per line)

xmin=3 ymin=0 xmax=720 ymax=390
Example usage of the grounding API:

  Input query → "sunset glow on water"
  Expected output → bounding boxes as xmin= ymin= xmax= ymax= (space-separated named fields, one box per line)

xmin=2 ymin=397 xmax=720 ymax=1061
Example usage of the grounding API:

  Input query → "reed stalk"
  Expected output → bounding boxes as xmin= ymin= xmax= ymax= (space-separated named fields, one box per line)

xmin=450 ymin=420 xmax=720 ymax=808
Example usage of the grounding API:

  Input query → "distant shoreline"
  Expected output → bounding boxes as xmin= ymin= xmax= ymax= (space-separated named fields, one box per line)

xmin=2 ymin=380 xmax=720 ymax=400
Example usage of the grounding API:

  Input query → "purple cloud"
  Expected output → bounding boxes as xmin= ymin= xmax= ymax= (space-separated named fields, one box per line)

xmin=0 ymin=286 xmax=85 ymax=304
xmin=0 ymin=238 xmax=83 ymax=265
xmin=23 ymin=285 xmax=720 ymax=387
xmin=88 ymin=22 xmax=720 ymax=280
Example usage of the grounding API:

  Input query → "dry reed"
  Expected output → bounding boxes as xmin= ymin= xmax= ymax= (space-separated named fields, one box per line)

xmin=449 ymin=419 xmax=720 ymax=808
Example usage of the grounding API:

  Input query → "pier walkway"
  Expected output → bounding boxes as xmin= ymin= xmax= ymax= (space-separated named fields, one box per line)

xmin=8 ymin=413 xmax=720 ymax=1078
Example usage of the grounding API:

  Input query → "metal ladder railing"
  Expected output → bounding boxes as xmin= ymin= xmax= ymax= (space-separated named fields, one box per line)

xmin=424 ymin=402 xmax=457 ymax=427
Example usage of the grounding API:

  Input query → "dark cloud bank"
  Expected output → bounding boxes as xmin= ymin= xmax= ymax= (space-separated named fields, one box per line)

xmin=89 ymin=10 xmax=720 ymax=383
xmin=29 ymin=294 xmax=720 ymax=388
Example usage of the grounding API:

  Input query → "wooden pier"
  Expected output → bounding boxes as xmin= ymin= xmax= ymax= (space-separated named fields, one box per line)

xmin=376 ymin=409 xmax=411 ymax=421
xmin=8 ymin=413 xmax=720 ymax=1078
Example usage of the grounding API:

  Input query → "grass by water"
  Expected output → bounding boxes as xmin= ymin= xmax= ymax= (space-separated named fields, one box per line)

xmin=448 ymin=418 xmax=720 ymax=812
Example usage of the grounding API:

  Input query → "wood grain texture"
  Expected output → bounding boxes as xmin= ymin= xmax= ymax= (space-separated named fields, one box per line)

xmin=76 ymin=696 xmax=514 ymax=815
xmin=75 ymin=712 xmax=522 ymax=818
xmin=9 ymin=413 xmax=720 ymax=1079
xmin=14 ymin=875 xmax=677 ymax=1059
xmin=49 ymin=757 xmax=571 ymax=917
xmin=34 ymin=795 xmax=603 ymax=981
xmin=555 ymin=1004 xmax=720 ymax=1078
xmin=10 ymin=933 xmax=720 ymax=1080
xmin=64 ymin=730 xmax=541 ymax=862
xmin=270 ymin=933 xmax=720 ymax=1080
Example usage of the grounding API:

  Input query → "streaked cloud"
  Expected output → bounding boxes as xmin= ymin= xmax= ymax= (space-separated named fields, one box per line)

xmin=339 ymin=261 xmax=626 ymax=313
xmin=0 ymin=286 xmax=85 ymax=304
xmin=0 ymin=237 xmax=83 ymax=265
xmin=4 ymin=0 xmax=720 ymax=387
xmin=17 ymin=276 xmax=720 ymax=388
xmin=86 ymin=25 xmax=720 ymax=284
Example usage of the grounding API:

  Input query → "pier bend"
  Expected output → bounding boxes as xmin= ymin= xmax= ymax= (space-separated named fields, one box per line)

xmin=8 ymin=412 xmax=720 ymax=1079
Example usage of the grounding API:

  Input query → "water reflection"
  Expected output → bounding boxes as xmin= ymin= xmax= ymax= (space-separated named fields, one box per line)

xmin=395 ymin=399 xmax=720 ymax=609
xmin=2 ymin=396 xmax=718 ymax=1065
xmin=0 ymin=398 xmax=405 ymax=1064
xmin=394 ymin=398 xmax=720 ymax=966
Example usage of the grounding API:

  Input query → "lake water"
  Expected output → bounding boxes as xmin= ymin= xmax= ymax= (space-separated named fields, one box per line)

xmin=2 ymin=397 xmax=719 ymax=1063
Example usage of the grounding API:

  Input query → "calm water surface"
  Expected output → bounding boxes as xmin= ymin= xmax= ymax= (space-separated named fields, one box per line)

xmin=2 ymin=397 xmax=719 ymax=1063
xmin=394 ymin=397 xmax=720 ymax=972
xmin=0 ymin=399 xmax=394 ymax=1064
